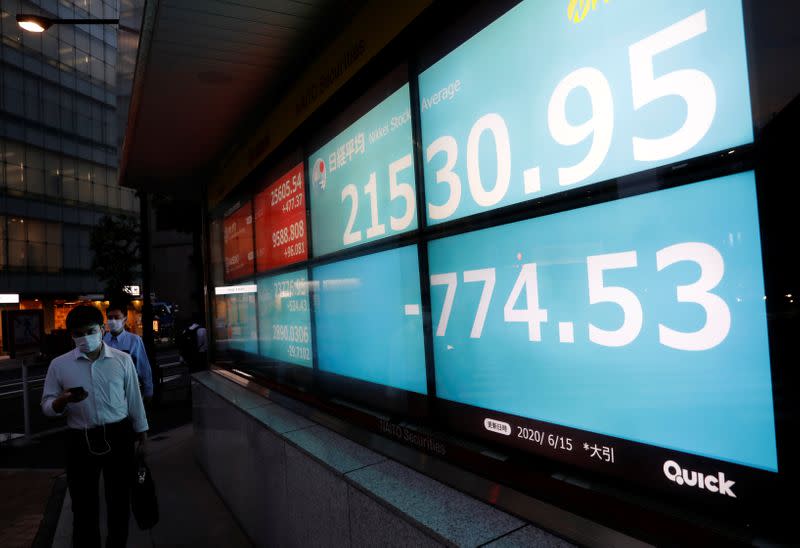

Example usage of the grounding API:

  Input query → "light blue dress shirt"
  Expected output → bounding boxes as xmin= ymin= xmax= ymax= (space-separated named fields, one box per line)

xmin=103 ymin=329 xmax=153 ymax=398
xmin=41 ymin=344 xmax=149 ymax=433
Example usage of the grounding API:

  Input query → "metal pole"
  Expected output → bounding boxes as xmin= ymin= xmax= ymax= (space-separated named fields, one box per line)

xmin=21 ymin=360 xmax=30 ymax=442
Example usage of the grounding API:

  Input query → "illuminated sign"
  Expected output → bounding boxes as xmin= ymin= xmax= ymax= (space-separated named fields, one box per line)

xmin=123 ymin=285 xmax=141 ymax=297
xmin=419 ymin=0 xmax=752 ymax=224
xmin=214 ymin=284 xmax=258 ymax=295
xmin=223 ymin=203 xmax=255 ymax=281
xmin=254 ymin=163 xmax=308 ymax=271
xmin=257 ymin=269 xmax=312 ymax=367
xmin=428 ymin=171 xmax=776 ymax=471
xmin=313 ymin=245 xmax=427 ymax=393
xmin=0 ymin=294 xmax=20 ymax=304
xmin=309 ymin=84 xmax=418 ymax=256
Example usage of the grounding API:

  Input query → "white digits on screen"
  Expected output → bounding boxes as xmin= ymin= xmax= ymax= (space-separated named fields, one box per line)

xmin=363 ymin=173 xmax=386 ymax=238
xmin=341 ymin=184 xmax=362 ymax=245
xmin=503 ymin=263 xmax=548 ymax=341
xmin=464 ymin=268 xmax=496 ymax=338
xmin=388 ymin=154 xmax=416 ymax=231
xmin=431 ymin=273 xmax=458 ymax=336
xmin=426 ymin=136 xmax=462 ymax=220
xmin=467 ymin=113 xmax=512 ymax=207
xmin=587 ymin=251 xmax=643 ymax=347
xmin=656 ymin=242 xmax=730 ymax=351
xmin=629 ymin=10 xmax=716 ymax=161
xmin=548 ymin=67 xmax=614 ymax=186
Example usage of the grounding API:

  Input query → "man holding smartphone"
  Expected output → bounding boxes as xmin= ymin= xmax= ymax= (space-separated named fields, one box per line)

xmin=41 ymin=305 xmax=148 ymax=548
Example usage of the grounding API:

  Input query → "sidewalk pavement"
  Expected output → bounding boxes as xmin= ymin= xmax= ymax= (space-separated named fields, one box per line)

xmin=0 ymin=468 xmax=64 ymax=548
xmin=52 ymin=423 xmax=253 ymax=547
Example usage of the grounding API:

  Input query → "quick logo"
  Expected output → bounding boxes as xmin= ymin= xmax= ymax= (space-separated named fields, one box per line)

xmin=663 ymin=460 xmax=737 ymax=498
xmin=567 ymin=0 xmax=610 ymax=24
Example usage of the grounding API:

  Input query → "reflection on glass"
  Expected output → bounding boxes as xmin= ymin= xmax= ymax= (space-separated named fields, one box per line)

xmin=223 ymin=203 xmax=255 ymax=281
xmin=313 ymin=245 xmax=427 ymax=394
xmin=428 ymin=171 xmax=775 ymax=471
xmin=257 ymin=269 xmax=313 ymax=367
xmin=213 ymin=291 xmax=257 ymax=355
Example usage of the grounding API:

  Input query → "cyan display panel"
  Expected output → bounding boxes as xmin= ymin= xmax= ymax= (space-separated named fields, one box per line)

xmin=419 ymin=0 xmax=753 ymax=224
xmin=313 ymin=245 xmax=428 ymax=394
xmin=309 ymin=84 xmax=418 ymax=257
xmin=257 ymin=269 xmax=313 ymax=367
xmin=428 ymin=171 xmax=776 ymax=471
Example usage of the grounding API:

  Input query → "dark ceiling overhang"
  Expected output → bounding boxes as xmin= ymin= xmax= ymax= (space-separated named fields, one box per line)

xmin=119 ymin=0 xmax=366 ymax=197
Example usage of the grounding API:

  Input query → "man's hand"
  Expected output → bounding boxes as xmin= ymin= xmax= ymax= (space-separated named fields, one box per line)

xmin=52 ymin=389 xmax=86 ymax=414
xmin=136 ymin=432 xmax=148 ymax=457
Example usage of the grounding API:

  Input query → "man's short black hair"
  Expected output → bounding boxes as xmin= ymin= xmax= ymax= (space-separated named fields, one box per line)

xmin=66 ymin=305 xmax=104 ymax=330
xmin=106 ymin=301 xmax=128 ymax=316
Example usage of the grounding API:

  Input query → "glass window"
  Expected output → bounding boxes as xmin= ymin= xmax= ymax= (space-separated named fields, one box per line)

xmin=46 ymin=222 xmax=61 ymax=244
xmin=5 ymin=162 xmax=24 ymax=193
xmin=27 ymin=220 xmax=46 ymax=243
xmin=79 ymin=179 xmax=92 ymax=204
xmin=26 ymin=168 xmax=45 ymax=195
xmin=90 ymin=56 xmax=103 ymax=81
xmin=27 ymin=148 xmax=44 ymax=169
xmin=59 ymin=44 xmax=75 ymax=68
xmin=77 ymin=115 xmax=92 ymax=140
xmin=79 ymin=246 xmax=91 ymax=269
xmin=28 ymin=242 xmax=46 ymax=269
xmin=8 ymin=218 xmax=25 ymax=242
xmin=3 ymin=87 xmax=24 ymax=116
xmin=4 ymin=141 xmax=25 ymax=165
xmin=4 ymin=69 xmax=23 ymax=91
xmin=43 ymin=63 xmax=59 ymax=84
xmin=42 ymin=33 xmax=58 ymax=59
xmin=93 ymin=183 xmax=106 ymax=206
xmin=24 ymin=94 xmax=41 ymax=122
xmin=75 ymin=30 xmax=90 ymax=55
xmin=63 ymin=177 xmax=78 ymax=202
xmin=43 ymin=100 xmax=60 ymax=129
xmin=46 ymin=243 xmax=62 ymax=272
xmin=45 ymin=171 xmax=61 ymax=198
xmin=107 ymin=186 xmax=119 ymax=209
xmin=8 ymin=241 xmax=26 ymax=268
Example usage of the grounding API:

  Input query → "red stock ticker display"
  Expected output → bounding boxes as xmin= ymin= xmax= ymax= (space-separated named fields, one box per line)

xmin=223 ymin=202 xmax=255 ymax=282
xmin=255 ymin=163 xmax=308 ymax=272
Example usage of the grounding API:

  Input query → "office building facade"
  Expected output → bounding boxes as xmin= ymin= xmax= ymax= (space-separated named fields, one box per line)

xmin=0 ymin=0 xmax=141 ymax=349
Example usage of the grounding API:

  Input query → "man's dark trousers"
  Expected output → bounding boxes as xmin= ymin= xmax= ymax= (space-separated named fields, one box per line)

xmin=65 ymin=420 xmax=134 ymax=548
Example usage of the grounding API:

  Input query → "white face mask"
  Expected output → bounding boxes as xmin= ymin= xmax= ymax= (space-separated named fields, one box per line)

xmin=74 ymin=331 xmax=103 ymax=353
xmin=107 ymin=318 xmax=125 ymax=333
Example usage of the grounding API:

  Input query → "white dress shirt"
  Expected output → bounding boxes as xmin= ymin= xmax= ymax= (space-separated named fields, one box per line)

xmin=41 ymin=343 xmax=149 ymax=433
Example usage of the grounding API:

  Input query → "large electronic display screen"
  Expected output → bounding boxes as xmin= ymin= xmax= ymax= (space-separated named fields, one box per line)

xmin=223 ymin=203 xmax=255 ymax=281
xmin=428 ymin=171 xmax=776 ymax=472
xmin=312 ymin=245 xmax=427 ymax=394
xmin=256 ymin=269 xmax=313 ymax=367
xmin=308 ymin=84 xmax=418 ymax=257
xmin=419 ymin=0 xmax=753 ymax=224
xmin=254 ymin=163 xmax=308 ymax=271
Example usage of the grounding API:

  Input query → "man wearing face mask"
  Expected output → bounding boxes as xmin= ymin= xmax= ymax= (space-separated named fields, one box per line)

xmin=41 ymin=305 xmax=148 ymax=548
xmin=103 ymin=302 xmax=153 ymax=402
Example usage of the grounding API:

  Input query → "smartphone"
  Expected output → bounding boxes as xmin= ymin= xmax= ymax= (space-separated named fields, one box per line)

xmin=67 ymin=386 xmax=87 ymax=402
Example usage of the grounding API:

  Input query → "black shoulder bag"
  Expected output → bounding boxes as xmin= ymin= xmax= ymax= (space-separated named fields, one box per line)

xmin=131 ymin=455 xmax=159 ymax=530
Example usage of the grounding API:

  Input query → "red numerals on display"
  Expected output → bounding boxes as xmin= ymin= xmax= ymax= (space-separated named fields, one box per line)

xmin=255 ymin=163 xmax=309 ymax=270
xmin=223 ymin=206 xmax=254 ymax=281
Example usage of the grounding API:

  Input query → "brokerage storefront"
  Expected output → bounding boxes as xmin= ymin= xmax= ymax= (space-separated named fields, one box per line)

xmin=201 ymin=1 xmax=798 ymax=544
